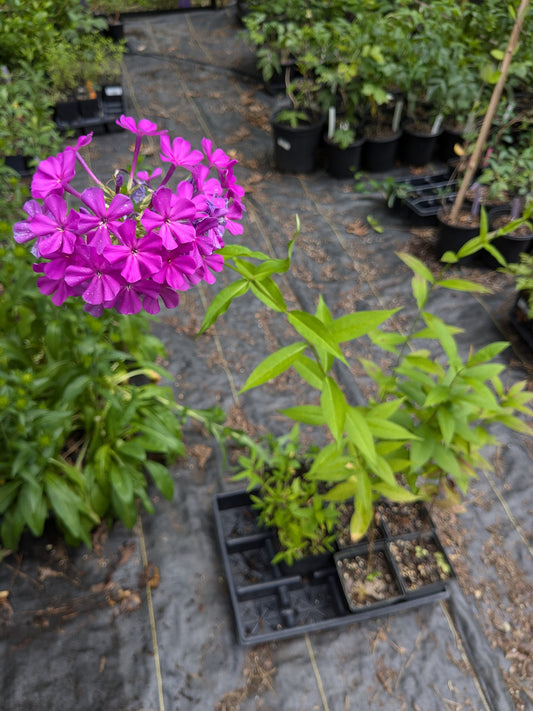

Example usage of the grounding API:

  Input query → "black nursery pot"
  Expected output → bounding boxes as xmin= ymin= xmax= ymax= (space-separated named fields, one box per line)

xmin=435 ymin=210 xmax=481 ymax=262
xmin=54 ymin=99 xmax=80 ymax=124
xmin=271 ymin=112 xmax=324 ymax=173
xmin=4 ymin=155 xmax=31 ymax=175
xmin=400 ymin=125 xmax=443 ymax=167
xmin=78 ymin=97 xmax=101 ymax=119
xmin=105 ymin=21 xmax=125 ymax=43
xmin=482 ymin=206 xmax=533 ymax=268
xmin=438 ymin=127 xmax=464 ymax=163
xmin=323 ymin=134 xmax=365 ymax=179
xmin=361 ymin=130 xmax=402 ymax=172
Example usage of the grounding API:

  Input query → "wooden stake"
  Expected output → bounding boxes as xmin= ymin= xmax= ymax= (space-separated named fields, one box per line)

xmin=448 ymin=0 xmax=530 ymax=223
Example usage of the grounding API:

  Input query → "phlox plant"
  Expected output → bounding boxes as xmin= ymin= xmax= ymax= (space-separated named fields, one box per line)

xmin=13 ymin=115 xmax=245 ymax=316
xmin=200 ymin=216 xmax=533 ymax=557
xmin=2 ymin=119 xmax=249 ymax=551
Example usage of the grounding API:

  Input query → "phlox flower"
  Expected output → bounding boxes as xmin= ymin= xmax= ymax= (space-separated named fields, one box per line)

xmin=13 ymin=115 xmax=245 ymax=315
xmin=78 ymin=187 xmax=133 ymax=253
xmin=29 ymin=194 xmax=79 ymax=258
xmin=152 ymin=244 xmax=198 ymax=291
xmin=104 ymin=220 xmax=163 ymax=283
xmin=201 ymin=138 xmax=236 ymax=171
xmin=116 ymin=116 xmax=165 ymax=137
xmin=65 ymin=245 xmax=122 ymax=305
xmin=141 ymin=187 xmax=197 ymax=248
xmin=31 ymin=150 xmax=76 ymax=199
xmin=160 ymin=135 xmax=203 ymax=170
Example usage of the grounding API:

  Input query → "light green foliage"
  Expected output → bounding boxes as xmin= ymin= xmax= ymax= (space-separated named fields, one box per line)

xmin=233 ymin=426 xmax=339 ymax=564
xmin=44 ymin=33 xmax=125 ymax=101
xmin=200 ymin=216 xmax=533 ymax=550
xmin=0 ymin=0 xmax=106 ymax=71
xmin=503 ymin=251 xmax=533 ymax=317
xmin=241 ymin=0 xmax=532 ymax=135
xmin=0 ymin=66 xmax=61 ymax=161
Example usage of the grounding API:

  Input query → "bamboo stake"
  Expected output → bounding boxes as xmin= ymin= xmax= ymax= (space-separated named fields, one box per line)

xmin=448 ymin=0 xmax=530 ymax=223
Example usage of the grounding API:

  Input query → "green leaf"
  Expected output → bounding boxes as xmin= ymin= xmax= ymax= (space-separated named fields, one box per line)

xmin=293 ymin=355 xmax=325 ymax=390
xmin=44 ymin=473 xmax=90 ymax=545
xmin=353 ymin=471 xmax=373 ymax=541
xmin=464 ymin=363 xmax=505 ymax=380
xmin=109 ymin=464 xmax=134 ymax=503
xmin=331 ymin=310 xmax=397 ymax=342
xmin=345 ymin=407 xmax=377 ymax=465
xmin=197 ymin=279 xmax=249 ymax=335
xmin=410 ymin=435 xmax=435 ymax=471
xmin=467 ymin=341 xmax=509 ymax=365
xmin=436 ymin=278 xmax=492 ymax=294
xmin=279 ymin=405 xmax=326 ymax=425
xmin=373 ymin=482 xmax=419 ymax=502
xmin=437 ymin=408 xmax=455 ymax=446
xmin=219 ymin=244 xmax=272 ymax=261
xmin=321 ymin=376 xmax=347 ymax=443
xmin=367 ymin=214 xmax=383 ymax=233
xmin=62 ymin=375 xmax=92 ymax=403
xmin=250 ymin=277 xmax=287 ymax=312
xmin=145 ymin=460 xmax=174 ymax=500
xmin=412 ymin=273 xmax=428 ymax=310
xmin=396 ymin=252 xmax=435 ymax=283
xmin=288 ymin=311 xmax=348 ymax=365
xmin=366 ymin=416 xmax=416 ymax=441
xmin=0 ymin=481 xmax=21 ymax=514
xmin=432 ymin=444 xmax=468 ymax=490
xmin=423 ymin=385 xmax=451 ymax=407
xmin=324 ymin=478 xmax=358 ymax=502
xmin=423 ymin=312 xmax=459 ymax=364
xmin=240 ymin=342 xmax=307 ymax=392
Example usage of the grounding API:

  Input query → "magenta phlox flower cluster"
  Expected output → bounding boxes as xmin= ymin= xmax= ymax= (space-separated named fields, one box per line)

xmin=13 ymin=116 xmax=245 ymax=315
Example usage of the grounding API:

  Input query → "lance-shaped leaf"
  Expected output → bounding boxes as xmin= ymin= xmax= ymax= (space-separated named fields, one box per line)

xmin=240 ymin=341 xmax=307 ymax=392
xmin=411 ymin=272 xmax=428 ymax=310
xmin=467 ymin=341 xmax=509 ymax=365
xmin=423 ymin=312 xmax=459 ymax=365
xmin=331 ymin=309 xmax=398 ymax=342
xmin=279 ymin=405 xmax=326 ymax=425
xmin=366 ymin=415 xmax=417 ymax=441
xmin=397 ymin=251 xmax=435 ymax=283
xmin=314 ymin=295 xmax=335 ymax=373
xmin=373 ymin=481 xmax=419 ymax=502
xmin=250 ymin=277 xmax=287 ymax=312
xmin=288 ymin=310 xmax=348 ymax=364
xmin=321 ymin=376 xmax=347 ymax=443
xmin=345 ymin=406 xmax=377 ymax=466
xmin=198 ymin=279 xmax=249 ymax=334
xmin=436 ymin=277 xmax=492 ymax=294
xmin=219 ymin=244 xmax=272 ymax=261
xmin=324 ymin=477 xmax=358 ymax=502
xmin=352 ymin=471 xmax=373 ymax=541
xmin=294 ymin=354 xmax=325 ymax=390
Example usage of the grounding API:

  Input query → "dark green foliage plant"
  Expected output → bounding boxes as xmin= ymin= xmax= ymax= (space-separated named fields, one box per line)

xmin=0 ymin=173 xmax=239 ymax=551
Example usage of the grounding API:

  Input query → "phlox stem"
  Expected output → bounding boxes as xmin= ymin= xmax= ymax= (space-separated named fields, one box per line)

xmin=75 ymin=153 xmax=105 ymax=188
xmin=159 ymin=165 xmax=176 ymax=188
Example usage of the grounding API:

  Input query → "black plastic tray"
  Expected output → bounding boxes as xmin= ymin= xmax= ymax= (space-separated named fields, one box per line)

xmin=213 ymin=489 xmax=455 ymax=645
xmin=55 ymin=85 xmax=127 ymax=133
